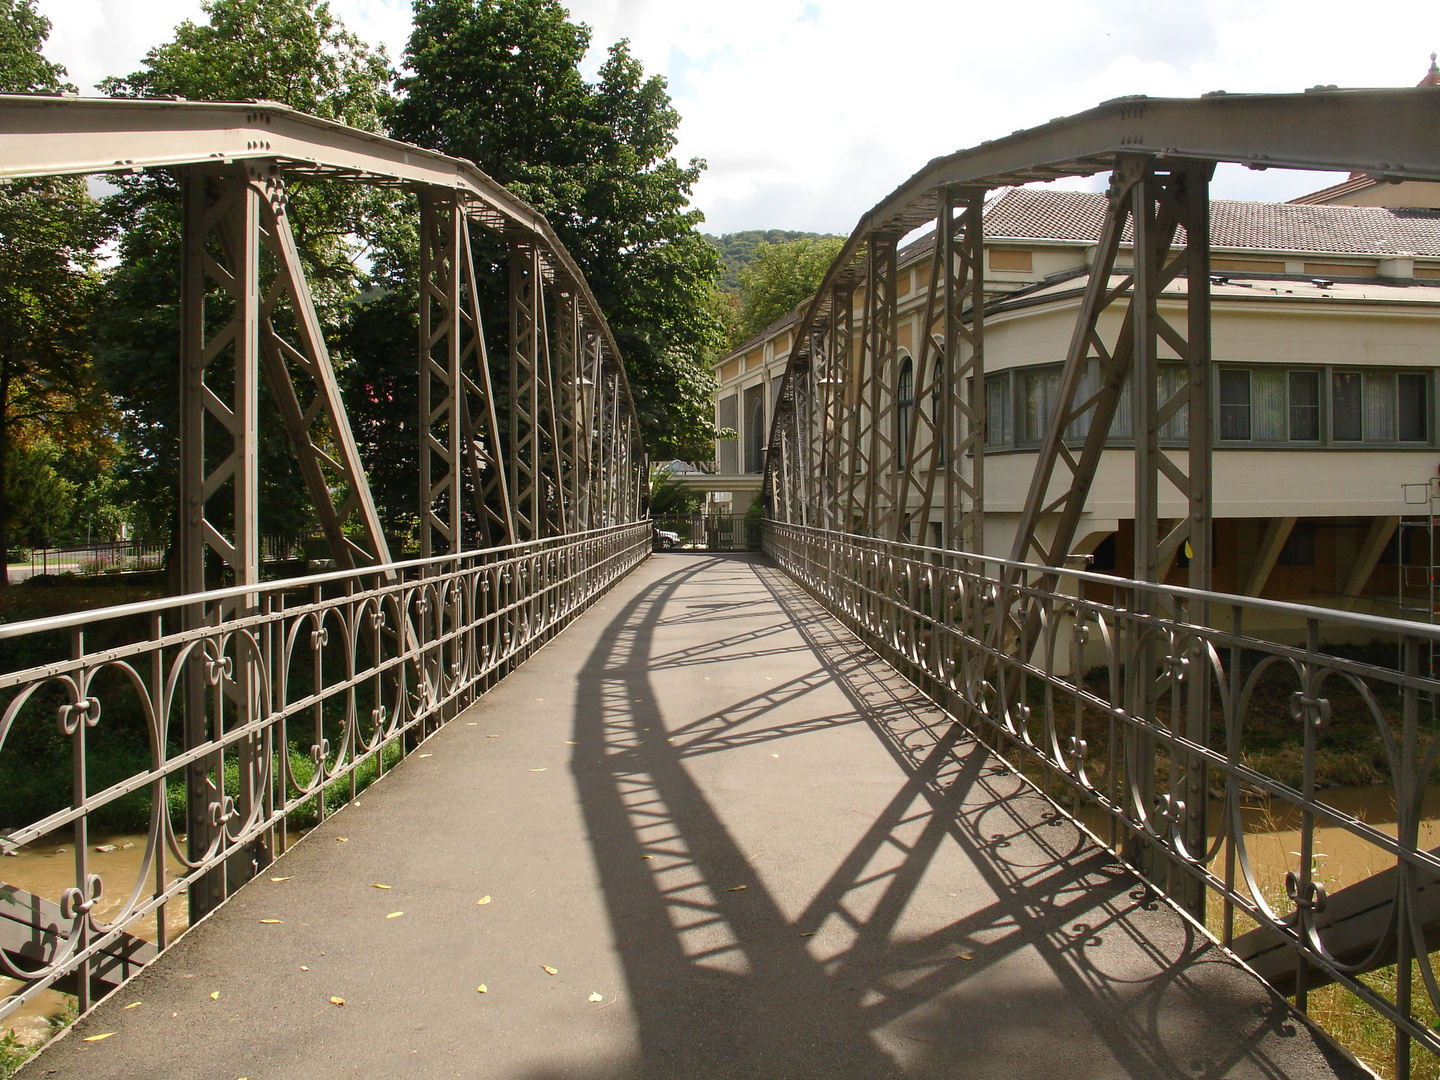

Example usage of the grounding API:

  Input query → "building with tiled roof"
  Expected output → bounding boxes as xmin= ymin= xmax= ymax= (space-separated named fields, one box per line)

xmin=702 ymin=182 xmax=1440 ymax=622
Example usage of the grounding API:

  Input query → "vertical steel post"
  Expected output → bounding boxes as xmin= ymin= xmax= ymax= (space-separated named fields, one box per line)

xmin=419 ymin=192 xmax=462 ymax=559
xmin=179 ymin=167 xmax=260 ymax=921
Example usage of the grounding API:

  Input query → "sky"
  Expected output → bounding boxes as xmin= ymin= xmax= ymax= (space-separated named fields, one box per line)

xmin=31 ymin=0 xmax=1440 ymax=236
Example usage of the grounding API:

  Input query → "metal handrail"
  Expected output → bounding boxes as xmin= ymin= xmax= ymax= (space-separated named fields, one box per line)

xmin=765 ymin=519 xmax=1440 ymax=1068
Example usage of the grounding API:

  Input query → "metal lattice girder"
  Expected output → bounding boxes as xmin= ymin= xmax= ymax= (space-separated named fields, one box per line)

xmin=553 ymin=286 xmax=582 ymax=532
xmin=1006 ymin=155 xmax=1213 ymax=586
xmin=822 ymin=287 xmax=854 ymax=533
xmin=509 ymin=243 xmax=542 ymax=540
xmin=893 ymin=188 xmax=986 ymax=551
xmin=252 ymin=171 xmax=393 ymax=573
xmin=419 ymin=192 xmax=514 ymax=556
xmin=859 ymin=234 xmax=900 ymax=537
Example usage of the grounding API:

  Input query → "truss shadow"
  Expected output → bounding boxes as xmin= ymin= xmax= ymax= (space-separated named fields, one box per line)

xmin=535 ymin=554 xmax=1360 ymax=1080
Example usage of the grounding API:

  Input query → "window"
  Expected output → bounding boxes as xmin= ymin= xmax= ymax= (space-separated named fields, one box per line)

xmin=896 ymin=356 xmax=914 ymax=469
xmin=1333 ymin=369 xmax=1430 ymax=443
xmin=1277 ymin=522 xmax=1316 ymax=566
xmin=985 ymin=373 xmax=1011 ymax=447
xmin=1157 ymin=364 xmax=1190 ymax=441
xmin=930 ymin=358 xmax=944 ymax=460
xmin=1219 ymin=368 xmax=1282 ymax=440
xmin=1023 ymin=368 xmax=1061 ymax=443
xmin=1219 ymin=369 xmax=1250 ymax=440
xmin=744 ymin=385 xmax=765 ymax=473
xmin=1401 ymin=372 xmax=1429 ymax=441
xmin=1332 ymin=371 xmax=1362 ymax=441
xmin=1289 ymin=371 xmax=1319 ymax=441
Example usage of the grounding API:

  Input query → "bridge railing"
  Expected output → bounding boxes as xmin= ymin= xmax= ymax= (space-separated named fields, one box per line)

xmin=0 ymin=522 xmax=648 ymax=1020
xmin=766 ymin=519 xmax=1440 ymax=1067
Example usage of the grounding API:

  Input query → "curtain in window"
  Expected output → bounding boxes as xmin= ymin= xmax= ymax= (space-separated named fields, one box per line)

xmin=986 ymin=374 xmax=1011 ymax=447
xmin=1288 ymin=371 xmax=1319 ymax=440
xmin=1066 ymin=360 xmax=1099 ymax=441
xmin=1332 ymin=371 xmax=1362 ymax=441
xmin=1219 ymin=369 xmax=1250 ymax=440
xmin=1364 ymin=371 xmax=1396 ymax=441
xmin=1158 ymin=364 xmax=1191 ymax=440
xmin=1024 ymin=369 xmax=1061 ymax=442
xmin=1251 ymin=368 xmax=1286 ymax=440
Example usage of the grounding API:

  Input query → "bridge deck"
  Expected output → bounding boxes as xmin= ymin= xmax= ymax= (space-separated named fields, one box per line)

xmin=30 ymin=554 xmax=1362 ymax=1080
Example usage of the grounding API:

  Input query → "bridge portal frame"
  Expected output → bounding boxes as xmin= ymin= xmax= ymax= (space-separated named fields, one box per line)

xmin=762 ymin=87 xmax=1440 ymax=1079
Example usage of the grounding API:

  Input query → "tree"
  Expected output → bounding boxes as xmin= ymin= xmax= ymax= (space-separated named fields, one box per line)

xmin=393 ymin=0 xmax=725 ymax=461
xmin=0 ymin=0 xmax=111 ymax=582
xmin=734 ymin=235 xmax=846 ymax=344
xmin=96 ymin=0 xmax=399 ymax=554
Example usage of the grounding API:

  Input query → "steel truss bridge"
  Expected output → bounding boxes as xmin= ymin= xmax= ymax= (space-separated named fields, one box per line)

xmin=3 ymin=89 xmax=1440 ymax=1077
xmin=760 ymin=87 xmax=1440 ymax=1077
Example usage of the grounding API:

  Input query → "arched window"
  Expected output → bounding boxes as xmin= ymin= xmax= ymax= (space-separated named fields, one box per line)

xmin=930 ymin=356 xmax=944 ymax=462
xmin=896 ymin=355 xmax=914 ymax=470
xmin=746 ymin=393 xmax=766 ymax=473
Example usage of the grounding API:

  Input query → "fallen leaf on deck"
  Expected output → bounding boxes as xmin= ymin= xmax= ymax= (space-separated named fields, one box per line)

xmin=329 ymin=996 xmax=345 ymax=1006
xmin=386 ymin=911 xmax=404 ymax=919
xmin=300 ymin=966 xmax=309 ymax=971
xmin=640 ymin=855 xmax=652 ymax=860
xmin=418 ymin=753 xmax=433 ymax=758
xmin=371 ymin=884 xmax=391 ymax=889
xmin=335 ymin=837 xmax=349 ymax=843
xmin=260 ymin=919 xmax=282 ymax=925
xmin=588 ymin=992 xmax=603 ymax=1002
xmin=123 ymin=1001 xmax=142 ymax=1010
xmin=82 ymin=1032 xmax=115 ymax=1042
xmin=270 ymin=876 xmax=292 ymax=882
xmin=955 ymin=952 xmax=974 ymax=961
xmin=477 ymin=896 xmax=491 ymax=905
xmin=727 ymin=885 xmax=747 ymax=892
xmin=565 ymin=741 xmax=577 ymax=745
xmin=209 ymin=992 xmax=220 ymax=1000
xmin=529 ymin=768 xmax=546 ymax=772
xmin=799 ymin=932 xmax=816 ymax=937
xmin=541 ymin=965 xmax=557 ymax=975
xmin=466 ymin=722 xmax=477 ymax=726
xmin=487 ymin=734 xmax=500 ymax=738
xmin=477 ymin=984 xmax=487 ymax=993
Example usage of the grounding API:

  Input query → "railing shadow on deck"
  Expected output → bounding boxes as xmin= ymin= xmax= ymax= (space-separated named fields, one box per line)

xmin=523 ymin=553 xmax=1357 ymax=1080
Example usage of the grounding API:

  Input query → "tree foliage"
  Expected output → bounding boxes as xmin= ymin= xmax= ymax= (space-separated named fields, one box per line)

xmin=0 ymin=0 xmax=114 ymax=576
xmin=705 ymin=230 xmax=840 ymax=293
xmin=96 ymin=0 xmax=399 ymax=544
xmin=734 ymin=235 xmax=846 ymax=344
xmin=393 ymin=0 xmax=724 ymax=461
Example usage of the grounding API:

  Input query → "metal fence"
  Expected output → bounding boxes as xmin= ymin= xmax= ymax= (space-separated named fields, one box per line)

xmin=766 ymin=520 xmax=1440 ymax=1076
xmin=0 ymin=522 xmax=648 ymax=1020
xmin=651 ymin=514 xmax=760 ymax=552
xmin=25 ymin=541 xmax=167 ymax=578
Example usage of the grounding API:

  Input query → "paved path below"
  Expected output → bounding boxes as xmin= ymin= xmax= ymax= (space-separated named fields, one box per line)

xmin=30 ymin=553 xmax=1364 ymax=1080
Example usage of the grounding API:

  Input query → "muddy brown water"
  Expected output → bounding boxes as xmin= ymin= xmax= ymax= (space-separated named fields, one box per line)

xmin=1 ymin=832 xmax=189 ymax=1045
xmin=3 ymin=785 xmax=1438 ymax=1046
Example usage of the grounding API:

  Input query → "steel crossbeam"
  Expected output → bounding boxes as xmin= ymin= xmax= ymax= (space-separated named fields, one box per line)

xmin=419 ymin=193 xmax=514 ymax=556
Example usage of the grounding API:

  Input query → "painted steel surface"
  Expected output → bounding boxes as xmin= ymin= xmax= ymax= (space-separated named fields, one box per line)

xmin=0 ymin=524 xmax=648 ymax=1020
xmin=767 ymin=521 xmax=1440 ymax=1069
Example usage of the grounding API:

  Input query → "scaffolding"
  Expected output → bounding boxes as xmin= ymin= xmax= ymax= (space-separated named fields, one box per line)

xmin=1398 ymin=479 xmax=1440 ymax=680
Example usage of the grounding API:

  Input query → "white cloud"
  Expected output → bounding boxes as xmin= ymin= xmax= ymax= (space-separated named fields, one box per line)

xmin=32 ymin=0 xmax=1440 ymax=234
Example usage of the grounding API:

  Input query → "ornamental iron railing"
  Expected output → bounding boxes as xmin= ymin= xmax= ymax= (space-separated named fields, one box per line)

xmin=766 ymin=520 xmax=1440 ymax=1077
xmin=0 ymin=523 xmax=648 ymax=1021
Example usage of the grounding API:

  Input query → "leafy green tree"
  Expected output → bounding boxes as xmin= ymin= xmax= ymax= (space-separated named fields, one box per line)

xmin=705 ymin=230 xmax=840 ymax=293
xmin=735 ymin=235 xmax=846 ymax=343
xmin=393 ymin=0 xmax=725 ymax=461
xmin=0 ymin=0 xmax=111 ymax=580
xmin=96 ymin=0 xmax=399 ymax=555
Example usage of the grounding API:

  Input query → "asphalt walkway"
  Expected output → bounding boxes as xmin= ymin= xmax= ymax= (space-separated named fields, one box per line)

xmin=30 ymin=553 xmax=1364 ymax=1079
